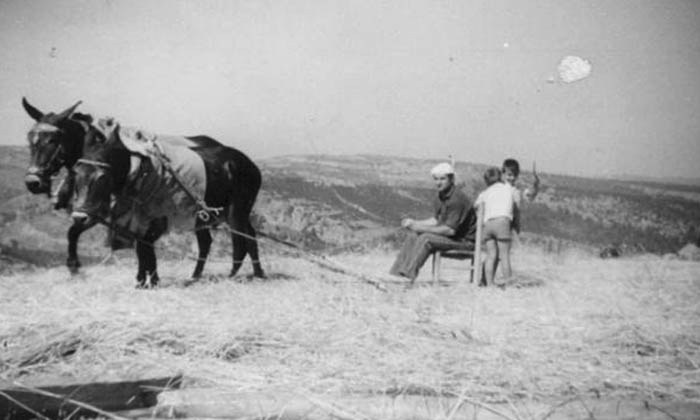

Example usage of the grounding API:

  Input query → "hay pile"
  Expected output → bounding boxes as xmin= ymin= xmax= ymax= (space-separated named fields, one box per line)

xmin=1 ymin=244 xmax=699 ymax=410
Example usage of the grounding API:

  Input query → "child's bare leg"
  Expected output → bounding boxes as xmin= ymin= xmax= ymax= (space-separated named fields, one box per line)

xmin=484 ymin=239 xmax=498 ymax=286
xmin=496 ymin=239 xmax=512 ymax=283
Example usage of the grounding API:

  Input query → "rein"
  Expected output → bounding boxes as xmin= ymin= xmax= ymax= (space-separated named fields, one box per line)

xmin=46 ymin=143 xmax=66 ymax=170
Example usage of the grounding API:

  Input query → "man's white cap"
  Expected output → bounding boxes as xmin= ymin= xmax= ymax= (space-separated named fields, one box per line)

xmin=430 ymin=162 xmax=454 ymax=177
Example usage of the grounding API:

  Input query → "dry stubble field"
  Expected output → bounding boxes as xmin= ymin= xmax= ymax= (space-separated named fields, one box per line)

xmin=1 ymin=242 xmax=699 ymax=419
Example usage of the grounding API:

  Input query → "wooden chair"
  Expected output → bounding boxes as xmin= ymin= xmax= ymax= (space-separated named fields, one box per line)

xmin=431 ymin=204 xmax=484 ymax=284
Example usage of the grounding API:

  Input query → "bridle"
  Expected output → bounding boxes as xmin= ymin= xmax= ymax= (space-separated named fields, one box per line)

xmin=29 ymin=118 xmax=90 ymax=177
xmin=76 ymin=158 xmax=112 ymax=169
xmin=28 ymin=134 xmax=66 ymax=178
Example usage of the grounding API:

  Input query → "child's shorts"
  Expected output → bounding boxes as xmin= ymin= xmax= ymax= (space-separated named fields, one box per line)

xmin=483 ymin=217 xmax=512 ymax=242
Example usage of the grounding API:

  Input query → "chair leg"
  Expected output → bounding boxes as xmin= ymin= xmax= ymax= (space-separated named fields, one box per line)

xmin=469 ymin=255 xmax=475 ymax=283
xmin=432 ymin=252 xmax=441 ymax=284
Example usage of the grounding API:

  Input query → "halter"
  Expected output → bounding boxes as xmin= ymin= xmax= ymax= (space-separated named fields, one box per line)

xmin=29 ymin=118 xmax=89 ymax=174
xmin=76 ymin=158 xmax=112 ymax=169
xmin=32 ymin=122 xmax=62 ymax=134
xmin=27 ymin=133 xmax=66 ymax=177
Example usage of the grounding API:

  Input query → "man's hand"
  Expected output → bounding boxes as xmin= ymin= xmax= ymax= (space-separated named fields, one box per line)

xmin=401 ymin=218 xmax=414 ymax=229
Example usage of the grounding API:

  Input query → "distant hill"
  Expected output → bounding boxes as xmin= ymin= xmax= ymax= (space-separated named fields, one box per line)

xmin=0 ymin=146 xmax=31 ymax=200
xmin=1 ymin=146 xmax=698 ymax=270
xmin=603 ymin=173 xmax=700 ymax=187
xmin=259 ymin=154 xmax=700 ymax=252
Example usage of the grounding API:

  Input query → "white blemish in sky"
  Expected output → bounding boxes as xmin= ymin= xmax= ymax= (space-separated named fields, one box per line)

xmin=558 ymin=55 xmax=592 ymax=83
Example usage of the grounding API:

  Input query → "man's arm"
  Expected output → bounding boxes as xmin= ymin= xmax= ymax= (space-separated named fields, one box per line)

xmin=401 ymin=216 xmax=435 ymax=228
xmin=409 ymin=220 xmax=455 ymax=236
xmin=523 ymin=161 xmax=540 ymax=202
xmin=402 ymin=216 xmax=434 ymax=225
xmin=402 ymin=217 xmax=456 ymax=236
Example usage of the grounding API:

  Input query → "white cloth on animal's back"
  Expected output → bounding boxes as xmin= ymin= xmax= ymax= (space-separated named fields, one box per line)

xmin=475 ymin=182 xmax=514 ymax=222
xmin=101 ymin=122 xmax=209 ymax=236
xmin=118 ymin=126 xmax=200 ymax=153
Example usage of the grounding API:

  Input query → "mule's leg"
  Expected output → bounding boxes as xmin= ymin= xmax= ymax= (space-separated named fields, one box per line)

xmin=66 ymin=219 xmax=96 ymax=274
xmin=191 ymin=221 xmax=212 ymax=280
xmin=143 ymin=240 xmax=159 ymax=288
xmin=226 ymin=160 xmax=264 ymax=278
xmin=228 ymin=208 xmax=265 ymax=279
xmin=228 ymin=207 xmax=249 ymax=278
xmin=228 ymin=232 xmax=247 ymax=278
xmin=144 ymin=218 xmax=167 ymax=288
xmin=245 ymin=219 xmax=265 ymax=278
xmin=136 ymin=218 xmax=167 ymax=289
xmin=135 ymin=241 xmax=149 ymax=288
xmin=136 ymin=240 xmax=160 ymax=288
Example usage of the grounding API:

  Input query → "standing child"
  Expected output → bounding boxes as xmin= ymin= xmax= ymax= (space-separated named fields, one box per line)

xmin=475 ymin=167 xmax=514 ymax=287
xmin=501 ymin=158 xmax=539 ymax=235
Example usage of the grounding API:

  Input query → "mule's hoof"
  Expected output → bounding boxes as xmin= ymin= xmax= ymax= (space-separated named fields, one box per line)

xmin=246 ymin=272 xmax=267 ymax=280
xmin=183 ymin=278 xmax=200 ymax=288
xmin=135 ymin=282 xmax=147 ymax=289
xmin=66 ymin=259 xmax=81 ymax=275
xmin=254 ymin=271 xmax=267 ymax=279
xmin=142 ymin=272 xmax=160 ymax=289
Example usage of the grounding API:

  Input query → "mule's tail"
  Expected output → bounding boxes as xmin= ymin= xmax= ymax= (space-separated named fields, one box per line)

xmin=226 ymin=160 xmax=265 ymax=278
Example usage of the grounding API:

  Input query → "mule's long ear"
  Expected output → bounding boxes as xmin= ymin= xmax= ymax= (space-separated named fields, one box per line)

xmin=105 ymin=123 xmax=121 ymax=145
xmin=22 ymin=97 xmax=44 ymax=121
xmin=56 ymin=100 xmax=83 ymax=120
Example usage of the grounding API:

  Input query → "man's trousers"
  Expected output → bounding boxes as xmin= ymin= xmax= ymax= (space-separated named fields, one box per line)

xmin=389 ymin=233 xmax=473 ymax=281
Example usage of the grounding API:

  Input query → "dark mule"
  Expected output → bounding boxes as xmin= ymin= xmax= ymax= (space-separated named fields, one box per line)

xmin=22 ymin=97 xmax=98 ymax=273
xmin=71 ymin=120 xmax=265 ymax=288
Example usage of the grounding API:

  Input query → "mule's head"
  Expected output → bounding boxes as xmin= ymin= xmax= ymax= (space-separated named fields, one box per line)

xmin=22 ymin=97 xmax=86 ymax=194
xmin=71 ymin=119 xmax=128 ymax=224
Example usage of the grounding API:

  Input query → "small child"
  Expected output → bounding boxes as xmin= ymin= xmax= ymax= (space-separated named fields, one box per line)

xmin=475 ymin=167 xmax=514 ymax=287
xmin=501 ymin=158 xmax=539 ymax=234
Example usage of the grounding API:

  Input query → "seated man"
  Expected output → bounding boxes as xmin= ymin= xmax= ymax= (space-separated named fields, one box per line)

xmin=389 ymin=162 xmax=475 ymax=283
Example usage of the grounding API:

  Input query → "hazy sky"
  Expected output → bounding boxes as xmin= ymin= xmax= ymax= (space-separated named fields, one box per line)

xmin=1 ymin=0 xmax=699 ymax=179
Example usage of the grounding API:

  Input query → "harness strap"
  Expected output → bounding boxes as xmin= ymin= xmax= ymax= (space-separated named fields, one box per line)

xmin=44 ymin=144 xmax=65 ymax=172
xmin=33 ymin=123 xmax=61 ymax=133
xmin=76 ymin=119 xmax=91 ymax=133
xmin=77 ymin=158 xmax=112 ymax=169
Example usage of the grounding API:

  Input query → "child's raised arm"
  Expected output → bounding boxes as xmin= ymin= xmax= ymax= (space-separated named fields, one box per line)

xmin=523 ymin=161 xmax=540 ymax=202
